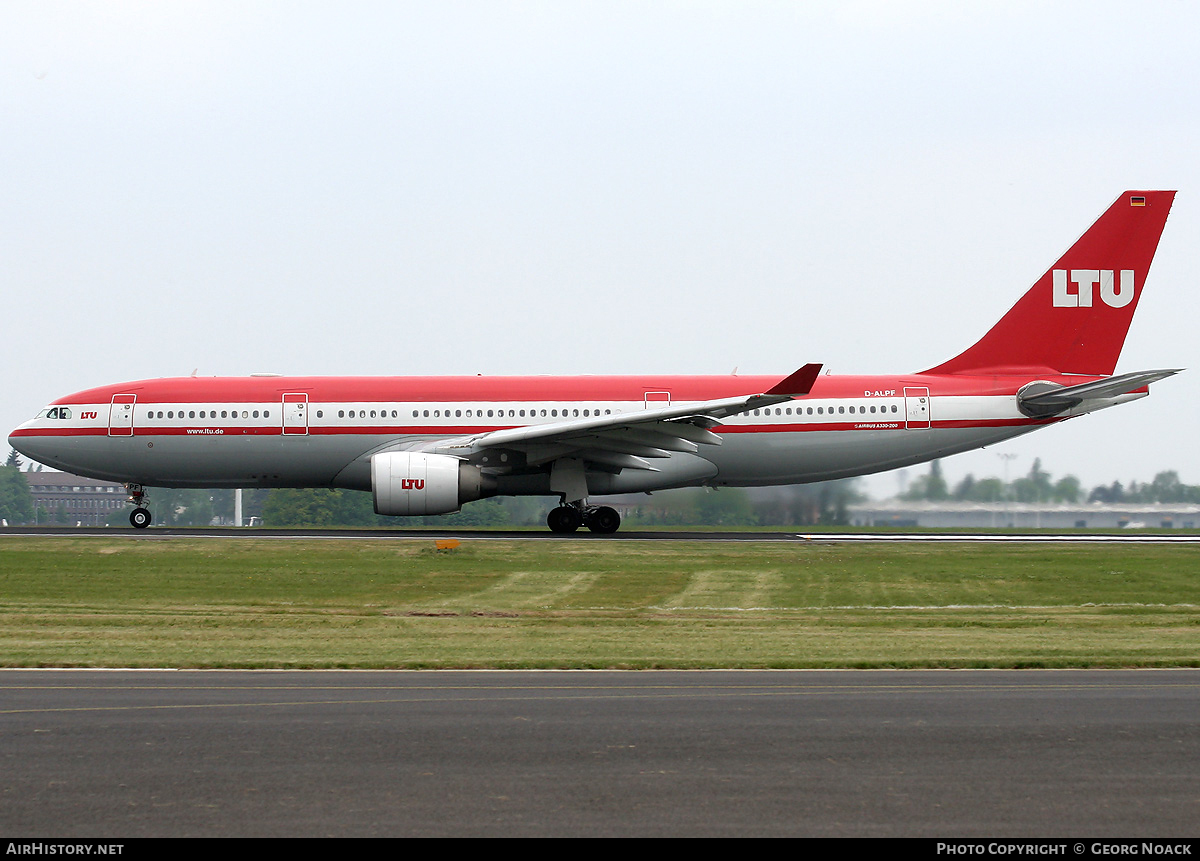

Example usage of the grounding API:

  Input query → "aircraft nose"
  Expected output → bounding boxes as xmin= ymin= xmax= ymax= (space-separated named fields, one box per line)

xmin=9 ymin=424 xmax=48 ymax=466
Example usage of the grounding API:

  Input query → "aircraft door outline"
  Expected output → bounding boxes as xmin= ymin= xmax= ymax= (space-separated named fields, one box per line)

xmin=283 ymin=393 xmax=309 ymax=435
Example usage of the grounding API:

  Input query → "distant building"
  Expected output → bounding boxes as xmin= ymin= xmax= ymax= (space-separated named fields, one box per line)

xmin=850 ymin=501 xmax=1199 ymax=530
xmin=23 ymin=472 xmax=126 ymax=526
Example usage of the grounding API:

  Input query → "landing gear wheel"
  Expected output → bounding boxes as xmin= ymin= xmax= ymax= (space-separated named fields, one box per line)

xmin=129 ymin=508 xmax=152 ymax=529
xmin=585 ymin=506 xmax=621 ymax=534
xmin=547 ymin=506 xmax=582 ymax=533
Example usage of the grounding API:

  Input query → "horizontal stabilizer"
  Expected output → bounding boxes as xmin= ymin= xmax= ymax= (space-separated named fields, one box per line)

xmin=1018 ymin=369 xmax=1181 ymax=417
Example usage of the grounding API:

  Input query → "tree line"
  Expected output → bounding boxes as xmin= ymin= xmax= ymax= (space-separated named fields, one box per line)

xmin=4 ymin=449 xmax=1198 ymax=528
xmin=900 ymin=459 xmax=1200 ymax=505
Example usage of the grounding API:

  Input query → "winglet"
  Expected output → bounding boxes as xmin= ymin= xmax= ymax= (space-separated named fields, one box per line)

xmin=767 ymin=363 xmax=822 ymax=396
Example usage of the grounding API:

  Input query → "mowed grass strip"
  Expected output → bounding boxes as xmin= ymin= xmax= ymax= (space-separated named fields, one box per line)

xmin=0 ymin=537 xmax=1196 ymax=668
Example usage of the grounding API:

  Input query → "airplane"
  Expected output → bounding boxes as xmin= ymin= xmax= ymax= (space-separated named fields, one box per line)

xmin=9 ymin=190 xmax=1179 ymax=534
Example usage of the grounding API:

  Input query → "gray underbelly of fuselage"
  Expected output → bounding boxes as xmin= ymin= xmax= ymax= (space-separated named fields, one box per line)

xmin=36 ymin=423 xmax=1043 ymax=494
xmin=36 ymin=433 xmax=376 ymax=489
xmin=704 ymin=425 xmax=1043 ymax=486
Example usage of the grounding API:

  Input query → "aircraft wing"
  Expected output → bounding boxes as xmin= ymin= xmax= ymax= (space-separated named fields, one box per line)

xmin=416 ymin=364 xmax=822 ymax=473
xmin=1018 ymin=368 xmax=1181 ymax=417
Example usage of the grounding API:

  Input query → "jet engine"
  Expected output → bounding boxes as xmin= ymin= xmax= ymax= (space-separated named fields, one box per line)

xmin=371 ymin=451 xmax=488 ymax=516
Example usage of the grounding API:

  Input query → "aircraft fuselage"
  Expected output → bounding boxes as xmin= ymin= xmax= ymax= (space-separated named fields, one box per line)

xmin=9 ymin=371 xmax=1140 ymax=496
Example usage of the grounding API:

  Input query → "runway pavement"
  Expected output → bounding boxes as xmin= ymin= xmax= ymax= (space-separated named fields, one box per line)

xmin=2 ymin=669 xmax=1198 ymax=837
xmin=4 ymin=525 xmax=1200 ymax=542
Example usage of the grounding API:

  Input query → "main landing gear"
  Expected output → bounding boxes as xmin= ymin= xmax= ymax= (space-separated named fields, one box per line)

xmin=547 ymin=504 xmax=621 ymax=535
xmin=125 ymin=483 xmax=152 ymax=529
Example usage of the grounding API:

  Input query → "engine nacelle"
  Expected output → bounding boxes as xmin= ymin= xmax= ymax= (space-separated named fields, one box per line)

xmin=371 ymin=451 xmax=487 ymax=516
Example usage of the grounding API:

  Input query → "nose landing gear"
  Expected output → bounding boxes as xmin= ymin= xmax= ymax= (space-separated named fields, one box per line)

xmin=125 ymin=483 xmax=152 ymax=529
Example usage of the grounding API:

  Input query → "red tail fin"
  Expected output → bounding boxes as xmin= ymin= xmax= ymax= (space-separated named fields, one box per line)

xmin=923 ymin=191 xmax=1175 ymax=376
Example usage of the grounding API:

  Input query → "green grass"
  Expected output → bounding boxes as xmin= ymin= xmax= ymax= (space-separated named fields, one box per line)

xmin=0 ymin=536 xmax=1197 ymax=668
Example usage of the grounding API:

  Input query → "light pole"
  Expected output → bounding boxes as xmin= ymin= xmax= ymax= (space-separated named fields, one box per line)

xmin=997 ymin=452 xmax=1018 ymax=527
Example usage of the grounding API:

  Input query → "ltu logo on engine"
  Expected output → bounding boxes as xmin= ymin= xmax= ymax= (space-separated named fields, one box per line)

xmin=400 ymin=479 xmax=425 ymax=491
xmin=1052 ymin=269 xmax=1135 ymax=308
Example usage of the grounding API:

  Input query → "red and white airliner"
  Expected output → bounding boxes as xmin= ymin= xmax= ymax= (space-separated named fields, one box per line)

xmin=9 ymin=191 xmax=1179 ymax=533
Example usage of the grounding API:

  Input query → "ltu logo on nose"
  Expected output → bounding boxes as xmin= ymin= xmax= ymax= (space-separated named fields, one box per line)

xmin=1052 ymin=269 xmax=1135 ymax=308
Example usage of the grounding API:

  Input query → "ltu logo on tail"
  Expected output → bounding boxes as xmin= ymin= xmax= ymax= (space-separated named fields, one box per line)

xmin=400 ymin=479 xmax=425 ymax=491
xmin=1052 ymin=269 xmax=1135 ymax=308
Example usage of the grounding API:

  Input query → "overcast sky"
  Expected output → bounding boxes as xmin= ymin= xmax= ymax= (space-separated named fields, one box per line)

xmin=3 ymin=1 xmax=1197 ymax=499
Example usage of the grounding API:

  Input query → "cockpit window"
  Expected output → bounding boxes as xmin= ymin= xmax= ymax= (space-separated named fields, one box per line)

xmin=40 ymin=408 xmax=69 ymax=419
